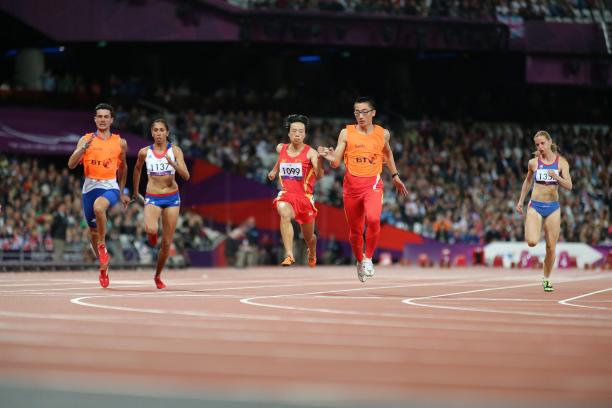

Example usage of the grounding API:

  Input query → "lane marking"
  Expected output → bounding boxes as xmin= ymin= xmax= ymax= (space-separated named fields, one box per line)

xmin=559 ymin=288 xmax=612 ymax=310
xmin=401 ymin=276 xmax=612 ymax=319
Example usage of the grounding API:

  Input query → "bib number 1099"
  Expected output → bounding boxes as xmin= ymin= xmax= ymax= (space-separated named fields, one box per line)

xmin=280 ymin=162 xmax=303 ymax=179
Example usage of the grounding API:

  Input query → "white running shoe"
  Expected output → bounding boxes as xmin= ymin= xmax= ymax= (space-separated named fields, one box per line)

xmin=356 ymin=261 xmax=367 ymax=283
xmin=362 ymin=257 xmax=374 ymax=277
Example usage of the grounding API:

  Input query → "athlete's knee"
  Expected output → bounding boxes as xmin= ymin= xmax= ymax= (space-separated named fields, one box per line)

xmin=305 ymin=233 xmax=316 ymax=245
xmin=366 ymin=218 xmax=381 ymax=233
xmin=159 ymin=239 xmax=172 ymax=252
xmin=279 ymin=212 xmax=292 ymax=222
xmin=348 ymin=227 xmax=363 ymax=238
xmin=93 ymin=203 xmax=107 ymax=217
xmin=546 ymin=243 xmax=556 ymax=253
xmin=526 ymin=238 xmax=538 ymax=247
xmin=145 ymin=225 xmax=157 ymax=235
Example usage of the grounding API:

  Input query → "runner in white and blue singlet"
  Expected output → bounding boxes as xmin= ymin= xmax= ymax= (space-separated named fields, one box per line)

xmin=516 ymin=130 xmax=573 ymax=292
xmin=132 ymin=118 xmax=190 ymax=289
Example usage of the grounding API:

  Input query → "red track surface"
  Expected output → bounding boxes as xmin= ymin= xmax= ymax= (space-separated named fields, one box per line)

xmin=0 ymin=266 xmax=611 ymax=407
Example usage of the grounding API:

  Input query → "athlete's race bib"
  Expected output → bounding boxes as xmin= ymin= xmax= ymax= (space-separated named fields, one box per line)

xmin=148 ymin=161 xmax=173 ymax=176
xmin=280 ymin=162 xmax=303 ymax=180
xmin=535 ymin=168 xmax=559 ymax=183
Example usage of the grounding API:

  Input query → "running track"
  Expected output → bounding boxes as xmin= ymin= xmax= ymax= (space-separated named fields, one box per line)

xmin=0 ymin=266 xmax=611 ymax=408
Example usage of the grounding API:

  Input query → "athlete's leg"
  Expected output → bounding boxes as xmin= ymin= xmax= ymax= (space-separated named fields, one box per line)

xmin=343 ymin=195 xmax=366 ymax=262
xmin=300 ymin=222 xmax=317 ymax=267
xmin=144 ymin=204 xmax=162 ymax=246
xmin=93 ymin=197 xmax=111 ymax=246
xmin=88 ymin=228 xmax=99 ymax=258
xmin=364 ymin=189 xmax=383 ymax=259
xmin=82 ymin=190 xmax=101 ymax=258
xmin=154 ymin=206 xmax=180 ymax=289
xmin=542 ymin=209 xmax=561 ymax=280
xmin=276 ymin=201 xmax=296 ymax=263
xmin=524 ymin=207 xmax=543 ymax=247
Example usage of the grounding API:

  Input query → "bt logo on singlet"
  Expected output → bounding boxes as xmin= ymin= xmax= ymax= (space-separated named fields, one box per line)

xmin=355 ymin=156 xmax=375 ymax=164
xmin=89 ymin=159 xmax=112 ymax=168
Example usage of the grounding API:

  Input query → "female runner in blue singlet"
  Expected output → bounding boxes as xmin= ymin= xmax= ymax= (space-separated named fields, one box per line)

xmin=516 ymin=131 xmax=573 ymax=292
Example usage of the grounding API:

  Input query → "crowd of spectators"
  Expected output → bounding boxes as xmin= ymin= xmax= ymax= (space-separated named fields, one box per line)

xmin=0 ymin=155 xmax=226 ymax=265
xmin=229 ymin=0 xmax=611 ymax=21
xmin=0 ymin=110 xmax=609 ymax=267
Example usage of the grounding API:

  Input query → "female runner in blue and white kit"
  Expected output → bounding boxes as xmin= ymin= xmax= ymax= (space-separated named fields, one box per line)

xmin=516 ymin=130 xmax=572 ymax=292
xmin=133 ymin=118 xmax=190 ymax=289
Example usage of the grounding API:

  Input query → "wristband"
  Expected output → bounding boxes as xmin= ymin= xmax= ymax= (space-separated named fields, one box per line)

xmin=391 ymin=172 xmax=399 ymax=179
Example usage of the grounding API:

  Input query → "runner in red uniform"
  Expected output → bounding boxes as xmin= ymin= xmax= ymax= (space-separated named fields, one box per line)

xmin=268 ymin=114 xmax=323 ymax=267
xmin=319 ymin=97 xmax=407 ymax=282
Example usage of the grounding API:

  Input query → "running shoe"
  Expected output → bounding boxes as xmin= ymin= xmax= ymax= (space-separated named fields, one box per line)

xmin=543 ymin=279 xmax=554 ymax=292
xmin=154 ymin=275 xmax=166 ymax=289
xmin=357 ymin=261 xmax=366 ymax=283
xmin=281 ymin=255 xmax=295 ymax=266
xmin=362 ymin=257 xmax=375 ymax=277
xmin=99 ymin=268 xmax=109 ymax=288
xmin=307 ymin=248 xmax=316 ymax=268
xmin=147 ymin=233 xmax=158 ymax=247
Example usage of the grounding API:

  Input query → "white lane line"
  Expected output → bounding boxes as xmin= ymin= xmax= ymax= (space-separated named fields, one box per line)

xmin=401 ymin=276 xmax=612 ymax=319
xmin=312 ymin=296 xmax=541 ymax=301
xmin=240 ymin=275 xmax=612 ymax=321
xmin=0 ymin=280 xmax=411 ymax=294
xmin=559 ymin=288 xmax=612 ymax=310
xmin=239 ymin=279 xmax=480 ymax=315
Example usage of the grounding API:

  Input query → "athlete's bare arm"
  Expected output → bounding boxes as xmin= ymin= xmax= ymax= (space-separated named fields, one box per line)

xmin=308 ymin=147 xmax=324 ymax=180
xmin=382 ymin=130 xmax=408 ymax=197
xmin=132 ymin=148 xmax=147 ymax=200
xmin=67 ymin=134 xmax=94 ymax=169
xmin=117 ymin=138 xmax=131 ymax=207
xmin=267 ymin=143 xmax=283 ymax=181
xmin=516 ymin=158 xmax=536 ymax=214
xmin=549 ymin=157 xmax=572 ymax=191
xmin=318 ymin=129 xmax=347 ymax=168
xmin=167 ymin=145 xmax=190 ymax=181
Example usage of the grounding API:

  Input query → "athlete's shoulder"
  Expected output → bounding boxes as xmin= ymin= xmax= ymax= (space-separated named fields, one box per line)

xmin=339 ymin=127 xmax=348 ymax=139
xmin=304 ymin=144 xmax=315 ymax=155
xmin=528 ymin=157 xmax=538 ymax=169
xmin=78 ymin=133 xmax=92 ymax=144
xmin=170 ymin=143 xmax=184 ymax=156
xmin=276 ymin=143 xmax=285 ymax=153
xmin=380 ymin=126 xmax=390 ymax=140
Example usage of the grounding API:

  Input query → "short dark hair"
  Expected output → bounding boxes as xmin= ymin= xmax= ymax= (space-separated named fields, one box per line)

xmin=354 ymin=97 xmax=375 ymax=110
xmin=285 ymin=114 xmax=310 ymax=132
xmin=94 ymin=103 xmax=114 ymax=117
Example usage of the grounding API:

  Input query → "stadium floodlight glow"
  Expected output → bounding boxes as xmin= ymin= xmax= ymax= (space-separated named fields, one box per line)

xmin=298 ymin=55 xmax=321 ymax=63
